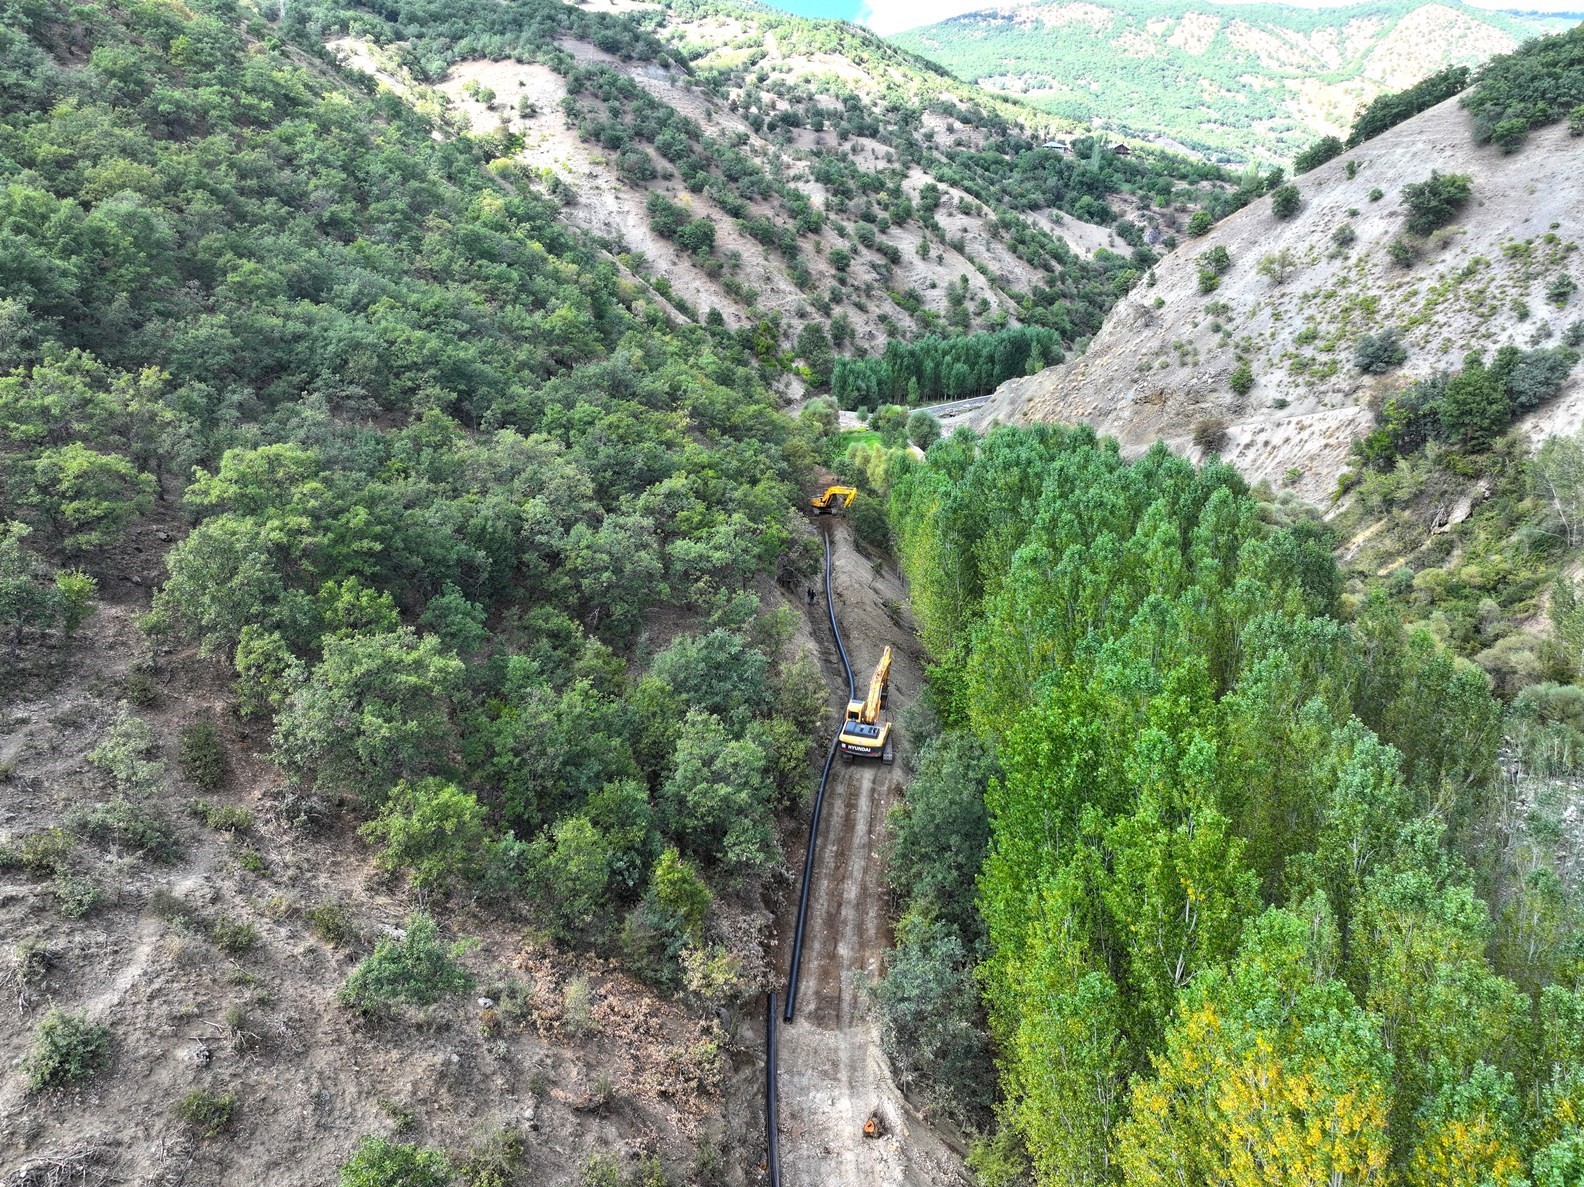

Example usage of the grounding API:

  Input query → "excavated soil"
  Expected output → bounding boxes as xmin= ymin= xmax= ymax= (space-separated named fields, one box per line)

xmin=765 ymin=518 xmax=970 ymax=1187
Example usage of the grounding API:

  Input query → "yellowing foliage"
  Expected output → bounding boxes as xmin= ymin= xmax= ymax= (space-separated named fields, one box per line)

xmin=1117 ymin=909 xmax=1392 ymax=1187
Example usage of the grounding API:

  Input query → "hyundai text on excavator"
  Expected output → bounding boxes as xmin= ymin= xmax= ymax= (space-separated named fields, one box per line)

xmin=838 ymin=645 xmax=894 ymax=763
xmin=809 ymin=485 xmax=856 ymax=515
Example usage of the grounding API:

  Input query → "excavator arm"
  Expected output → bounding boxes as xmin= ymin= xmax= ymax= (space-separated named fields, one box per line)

xmin=861 ymin=646 xmax=891 ymax=723
xmin=810 ymin=485 xmax=857 ymax=514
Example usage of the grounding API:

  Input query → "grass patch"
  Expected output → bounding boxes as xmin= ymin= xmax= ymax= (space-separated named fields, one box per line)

xmin=174 ymin=1088 xmax=239 ymax=1138
xmin=178 ymin=719 xmax=226 ymax=790
xmin=838 ymin=429 xmax=883 ymax=454
xmin=209 ymin=915 xmax=260 ymax=957
xmin=69 ymin=798 xmax=182 ymax=863
xmin=190 ymin=798 xmax=254 ymax=834
xmin=13 ymin=828 xmax=74 ymax=875
xmin=305 ymin=901 xmax=357 ymax=948
xmin=54 ymin=871 xmax=105 ymax=918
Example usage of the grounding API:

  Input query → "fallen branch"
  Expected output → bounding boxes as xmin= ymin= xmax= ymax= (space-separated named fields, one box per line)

xmin=5 ymin=1141 xmax=113 ymax=1187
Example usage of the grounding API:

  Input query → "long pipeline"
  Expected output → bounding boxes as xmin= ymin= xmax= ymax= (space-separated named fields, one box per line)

xmin=783 ymin=526 xmax=854 ymax=1024
xmin=824 ymin=524 xmax=857 ymax=702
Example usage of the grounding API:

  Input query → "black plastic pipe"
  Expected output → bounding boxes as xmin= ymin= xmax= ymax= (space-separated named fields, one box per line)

xmin=783 ymin=528 xmax=856 ymax=1023
xmin=766 ymin=991 xmax=782 ymax=1187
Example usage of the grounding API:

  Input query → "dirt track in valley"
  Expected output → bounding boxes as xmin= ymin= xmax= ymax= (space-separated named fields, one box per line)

xmin=769 ymin=519 xmax=970 ymax=1187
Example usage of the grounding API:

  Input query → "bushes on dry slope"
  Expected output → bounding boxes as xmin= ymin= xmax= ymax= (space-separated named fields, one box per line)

xmin=1465 ymin=23 xmax=1584 ymax=149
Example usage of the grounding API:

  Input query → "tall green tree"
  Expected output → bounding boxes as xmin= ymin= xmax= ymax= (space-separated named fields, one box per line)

xmin=273 ymin=628 xmax=464 ymax=804
xmin=1117 ymin=906 xmax=1393 ymax=1187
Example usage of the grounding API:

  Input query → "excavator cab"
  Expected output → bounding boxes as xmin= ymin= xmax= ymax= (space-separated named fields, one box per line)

xmin=809 ymin=485 xmax=857 ymax=515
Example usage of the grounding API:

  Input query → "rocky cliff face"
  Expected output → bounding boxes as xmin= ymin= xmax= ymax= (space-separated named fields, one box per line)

xmin=979 ymin=98 xmax=1584 ymax=502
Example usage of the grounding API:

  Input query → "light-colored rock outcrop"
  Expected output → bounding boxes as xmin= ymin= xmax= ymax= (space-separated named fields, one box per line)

xmin=980 ymin=99 xmax=1584 ymax=502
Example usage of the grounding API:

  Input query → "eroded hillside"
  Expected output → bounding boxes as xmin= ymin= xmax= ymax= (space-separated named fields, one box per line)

xmin=980 ymin=96 xmax=1584 ymax=502
xmin=325 ymin=0 xmax=1228 ymax=394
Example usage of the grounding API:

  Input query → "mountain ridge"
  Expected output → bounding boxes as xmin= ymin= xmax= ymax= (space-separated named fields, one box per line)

xmin=323 ymin=0 xmax=1234 ymax=401
xmin=891 ymin=0 xmax=1572 ymax=160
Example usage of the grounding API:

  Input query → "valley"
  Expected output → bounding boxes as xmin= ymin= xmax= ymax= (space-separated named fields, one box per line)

xmin=312 ymin=0 xmax=1231 ymax=403
xmin=2 ymin=1 xmax=1584 ymax=1186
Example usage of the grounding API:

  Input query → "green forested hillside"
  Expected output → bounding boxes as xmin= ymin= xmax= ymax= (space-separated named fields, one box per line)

xmin=892 ymin=0 xmax=1559 ymax=162
xmin=305 ymin=0 xmax=1231 ymax=387
xmin=882 ymin=424 xmax=1584 ymax=1184
xmin=0 ymin=0 xmax=825 ymax=1005
xmin=291 ymin=0 xmax=1239 ymax=394
xmin=8 ymin=0 xmax=1580 ymax=1177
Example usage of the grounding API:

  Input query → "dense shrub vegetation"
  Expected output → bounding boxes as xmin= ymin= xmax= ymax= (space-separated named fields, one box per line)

xmin=1464 ymin=23 xmax=1584 ymax=148
xmin=1401 ymin=171 xmax=1473 ymax=236
xmin=1268 ymin=182 xmax=1300 ymax=218
xmin=1358 ymin=345 xmax=1580 ymax=463
xmin=888 ymin=423 xmax=1584 ymax=1186
xmin=339 ymin=1136 xmax=453 ymax=1187
xmin=1354 ymin=328 xmax=1408 ymax=374
xmin=24 ymin=1009 xmax=111 ymax=1091
xmin=0 ymin=0 xmax=832 ymax=991
xmin=1292 ymin=133 xmax=1343 ymax=174
xmin=875 ymin=728 xmax=997 ymax=1125
xmin=1348 ymin=65 xmax=1471 ymax=146
xmin=0 ymin=523 xmax=94 ymax=652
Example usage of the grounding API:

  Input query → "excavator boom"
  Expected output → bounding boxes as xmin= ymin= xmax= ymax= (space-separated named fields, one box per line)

xmin=861 ymin=646 xmax=891 ymax=723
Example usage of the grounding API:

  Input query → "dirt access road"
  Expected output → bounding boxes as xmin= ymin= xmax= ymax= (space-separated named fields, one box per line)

xmin=770 ymin=520 xmax=970 ymax=1187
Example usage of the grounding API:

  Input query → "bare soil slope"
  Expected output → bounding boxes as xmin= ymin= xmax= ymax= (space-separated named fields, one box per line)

xmin=328 ymin=27 xmax=1175 ymax=366
xmin=979 ymin=99 xmax=1584 ymax=501
xmin=0 ymin=580 xmax=742 ymax=1186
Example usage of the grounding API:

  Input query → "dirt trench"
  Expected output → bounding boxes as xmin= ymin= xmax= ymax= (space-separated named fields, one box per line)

xmin=768 ymin=520 xmax=971 ymax=1187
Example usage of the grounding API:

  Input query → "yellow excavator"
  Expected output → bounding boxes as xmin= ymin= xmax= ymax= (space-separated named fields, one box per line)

xmin=838 ymin=645 xmax=894 ymax=763
xmin=810 ymin=485 xmax=857 ymax=515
